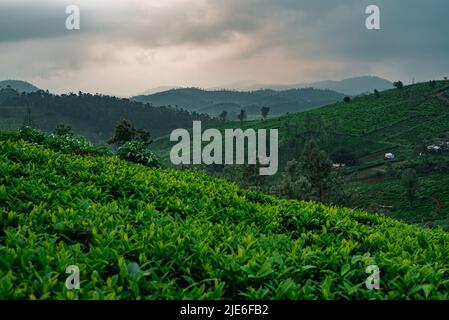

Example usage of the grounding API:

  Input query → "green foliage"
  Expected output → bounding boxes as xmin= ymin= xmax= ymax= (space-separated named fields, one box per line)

xmin=393 ymin=81 xmax=404 ymax=89
xmin=19 ymin=126 xmax=111 ymax=157
xmin=133 ymin=87 xmax=345 ymax=118
xmin=117 ymin=141 xmax=159 ymax=167
xmin=261 ymin=106 xmax=270 ymax=119
xmin=1 ymin=137 xmax=449 ymax=299
xmin=219 ymin=111 xmax=228 ymax=122
xmin=281 ymin=160 xmax=314 ymax=200
xmin=237 ymin=109 xmax=247 ymax=122
xmin=54 ymin=123 xmax=73 ymax=136
xmin=401 ymin=169 xmax=419 ymax=208
xmin=108 ymin=119 xmax=152 ymax=147
xmin=281 ymin=141 xmax=358 ymax=206
xmin=18 ymin=125 xmax=47 ymax=144
xmin=0 ymin=88 xmax=214 ymax=143
xmin=300 ymin=139 xmax=333 ymax=201
xmin=169 ymin=81 xmax=449 ymax=225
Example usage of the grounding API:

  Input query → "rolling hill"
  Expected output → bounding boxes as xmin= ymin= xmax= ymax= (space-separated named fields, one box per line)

xmin=207 ymin=76 xmax=393 ymax=96
xmin=0 ymin=88 xmax=214 ymax=143
xmin=152 ymin=80 xmax=449 ymax=226
xmin=1 ymin=133 xmax=449 ymax=299
xmin=294 ymin=76 xmax=393 ymax=96
xmin=0 ymin=80 xmax=40 ymax=93
xmin=132 ymin=87 xmax=345 ymax=119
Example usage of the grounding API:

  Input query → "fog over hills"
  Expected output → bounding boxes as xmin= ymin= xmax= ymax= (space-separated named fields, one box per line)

xmin=133 ymin=87 xmax=345 ymax=119
xmin=141 ymin=76 xmax=393 ymax=96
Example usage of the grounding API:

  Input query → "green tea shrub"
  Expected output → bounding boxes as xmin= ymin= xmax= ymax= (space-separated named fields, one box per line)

xmin=1 ymin=135 xmax=449 ymax=300
xmin=17 ymin=126 xmax=111 ymax=157
xmin=18 ymin=126 xmax=47 ymax=144
xmin=117 ymin=140 xmax=159 ymax=167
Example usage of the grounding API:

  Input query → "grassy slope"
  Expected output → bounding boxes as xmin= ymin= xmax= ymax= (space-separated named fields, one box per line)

xmin=152 ymin=81 xmax=449 ymax=224
xmin=1 ymin=137 xmax=449 ymax=299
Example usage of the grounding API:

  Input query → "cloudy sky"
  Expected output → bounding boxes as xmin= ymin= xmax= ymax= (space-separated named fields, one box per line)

xmin=0 ymin=0 xmax=448 ymax=96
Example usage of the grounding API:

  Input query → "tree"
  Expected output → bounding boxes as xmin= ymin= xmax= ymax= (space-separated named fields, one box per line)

xmin=374 ymin=89 xmax=380 ymax=97
xmin=300 ymin=139 xmax=333 ymax=202
xmin=343 ymin=96 xmax=351 ymax=103
xmin=219 ymin=111 xmax=228 ymax=122
xmin=281 ymin=140 xmax=358 ymax=206
xmin=108 ymin=118 xmax=153 ymax=146
xmin=393 ymin=81 xmax=404 ymax=89
xmin=261 ymin=106 xmax=270 ymax=120
xmin=237 ymin=109 xmax=247 ymax=122
xmin=429 ymin=80 xmax=437 ymax=88
xmin=401 ymin=169 xmax=419 ymax=208
xmin=281 ymin=159 xmax=314 ymax=200
xmin=54 ymin=122 xmax=73 ymax=136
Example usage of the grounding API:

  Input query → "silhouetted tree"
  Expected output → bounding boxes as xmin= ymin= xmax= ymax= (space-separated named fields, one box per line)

xmin=393 ymin=81 xmax=404 ymax=89
xmin=54 ymin=122 xmax=73 ymax=136
xmin=374 ymin=89 xmax=380 ymax=97
xmin=219 ymin=111 xmax=228 ymax=122
xmin=261 ymin=106 xmax=270 ymax=120
xmin=401 ymin=169 xmax=419 ymax=208
xmin=108 ymin=118 xmax=152 ymax=146
xmin=301 ymin=139 xmax=333 ymax=202
xmin=237 ymin=109 xmax=247 ymax=122
xmin=343 ymin=96 xmax=351 ymax=103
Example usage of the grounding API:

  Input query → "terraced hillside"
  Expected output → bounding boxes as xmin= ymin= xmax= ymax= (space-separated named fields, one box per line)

xmin=1 ymin=135 xmax=449 ymax=299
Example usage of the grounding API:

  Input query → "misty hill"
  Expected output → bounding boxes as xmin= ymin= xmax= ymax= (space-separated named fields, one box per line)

xmin=133 ymin=87 xmax=345 ymax=119
xmin=0 ymin=80 xmax=40 ymax=93
xmin=306 ymin=76 xmax=393 ymax=96
xmin=0 ymin=88 xmax=214 ymax=143
xmin=246 ymin=76 xmax=393 ymax=96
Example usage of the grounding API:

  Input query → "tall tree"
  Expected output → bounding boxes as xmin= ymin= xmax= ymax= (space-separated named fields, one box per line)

xmin=401 ymin=169 xmax=419 ymax=208
xmin=219 ymin=111 xmax=228 ymax=122
xmin=54 ymin=122 xmax=73 ymax=136
xmin=237 ymin=109 xmax=247 ymax=122
xmin=300 ymin=139 xmax=333 ymax=202
xmin=108 ymin=119 xmax=153 ymax=146
xmin=393 ymin=81 xmax=404 ymax=89
xmin=261 ymin=106 xmax=270 ymax=120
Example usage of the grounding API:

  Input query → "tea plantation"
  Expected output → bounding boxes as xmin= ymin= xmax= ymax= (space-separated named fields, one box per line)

xmin=1 ymin=135 xmax=449 ymax=299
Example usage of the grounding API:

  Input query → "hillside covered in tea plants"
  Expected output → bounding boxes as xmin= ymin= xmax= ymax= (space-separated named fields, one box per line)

xmin=1 ymin=133 xmax=449 ymax=299
xmin=152 ymin=80 xmax=449 ymax=227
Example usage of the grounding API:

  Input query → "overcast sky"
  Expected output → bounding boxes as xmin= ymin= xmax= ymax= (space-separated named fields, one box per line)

xmin=0 ymin=0 xmax=448 ymax=96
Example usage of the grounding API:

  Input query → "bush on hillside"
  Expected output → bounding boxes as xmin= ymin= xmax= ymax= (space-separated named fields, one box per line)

xmin=117 ymin=140 xmax=159 ymax=167
xmin=18 ymin=126 xmax=111 ymax=156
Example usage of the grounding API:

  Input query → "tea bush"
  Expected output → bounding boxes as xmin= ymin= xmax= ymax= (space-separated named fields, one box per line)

xmin=117 ymin=141 xmax=159 ymax=167
xmin=18 ymin=126 xmax=112 ymax=157
xmin=1 ymin=136 xmax=449 ymax=299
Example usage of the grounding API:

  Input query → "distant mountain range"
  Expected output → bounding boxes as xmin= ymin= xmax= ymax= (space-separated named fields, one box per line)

xmin=0 ymin=80 xmax=40 ymax=93
xmin=140 ymin=76 xmax=393 ymax=96
xmin=292 ymin=76 xmax=393 ymax=96
xmin=133 ymin=87 xmax=346 ymax=119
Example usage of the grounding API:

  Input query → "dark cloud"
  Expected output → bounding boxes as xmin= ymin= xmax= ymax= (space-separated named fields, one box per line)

xmin=0 ymin=0 xmax=448 ymax=94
